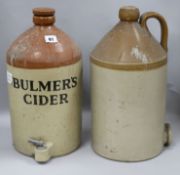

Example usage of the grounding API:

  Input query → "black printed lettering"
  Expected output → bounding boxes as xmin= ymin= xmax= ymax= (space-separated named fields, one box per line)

xmin=60 ymin=94 xmax=68 ymax=104
xmin=50 ymin=95 xmax=58 ymax=105
xmin=62 ymin=79 xmax=71 ymax=90
xmin=30 ymin=81 xmax=38 ymax=91
xmin=39 ymin=95 xmax=49 ymax=105
xmin=12 ymin=76 xmax=79 ymax=106
xmin=53 ymin=80 xmax=61 ymax=91
xmin=39 ymin=81 xmax=51 ymax=91
xmin=13 ymin=78 xmax=20 ymax=89
xmin=23 ymin=94 xmax=32 ymax=104
xmin=20 ymin=79 xmax=29 ymax=90
xmin=71 ymin=77 xmax=78 ymax=88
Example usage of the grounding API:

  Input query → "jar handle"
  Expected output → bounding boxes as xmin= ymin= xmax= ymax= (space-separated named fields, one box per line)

xmin=139 ymin=12 xmax=168 ymax=51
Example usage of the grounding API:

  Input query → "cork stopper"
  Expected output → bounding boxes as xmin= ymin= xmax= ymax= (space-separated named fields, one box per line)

xmin=119 ymin=6 xmax=140 ymax=22
xmin=33 ymin=7 xmax=55 ymax=25
xmin=33 ymin=8 xmax=55 ymax=16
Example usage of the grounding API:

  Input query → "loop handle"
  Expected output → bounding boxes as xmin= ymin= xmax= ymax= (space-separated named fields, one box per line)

xmin=139 ymin=12 xmax=168 ymax=51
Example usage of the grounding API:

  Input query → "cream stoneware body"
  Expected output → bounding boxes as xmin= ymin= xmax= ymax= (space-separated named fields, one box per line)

xmin=90 ymin=6 xmax=171 ymax=162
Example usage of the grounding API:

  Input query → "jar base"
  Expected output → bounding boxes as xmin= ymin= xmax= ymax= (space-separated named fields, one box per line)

xmin=92 ymin=145 xmax=164 ymax=162
xmin=13 ymin=141 xmax=81 ymax=163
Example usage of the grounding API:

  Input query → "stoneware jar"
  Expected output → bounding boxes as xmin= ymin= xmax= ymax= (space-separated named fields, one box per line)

xmin=90 ymin=6 xmax=171 ymax=162
xmin=7 ymin=8 xmax=82 ymax=163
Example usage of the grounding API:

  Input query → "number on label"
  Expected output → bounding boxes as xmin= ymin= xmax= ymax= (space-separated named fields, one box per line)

xmin=44 ymin=35 xmax=58 ymax=43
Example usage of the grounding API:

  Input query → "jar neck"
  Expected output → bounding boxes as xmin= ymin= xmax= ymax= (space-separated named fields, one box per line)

xmin=33 ymin=16 xmax=55 ymax=26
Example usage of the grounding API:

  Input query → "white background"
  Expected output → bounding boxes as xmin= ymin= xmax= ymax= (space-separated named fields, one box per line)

xmin=0 ymin=0 xmax=180 ymax=174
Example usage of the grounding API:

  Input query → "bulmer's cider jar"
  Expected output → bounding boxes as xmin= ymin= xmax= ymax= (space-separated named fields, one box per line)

xmin=7 ymin=8 xmax=82 ymax=163
xmin=90 ymin=6 xmax=171 ymax=161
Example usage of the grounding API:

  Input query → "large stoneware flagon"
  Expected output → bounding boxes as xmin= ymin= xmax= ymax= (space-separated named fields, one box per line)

xmin=90 ymin=6 xmax=171 ymax=162
xmin=7 ymin=8 xmax=82 ymax=163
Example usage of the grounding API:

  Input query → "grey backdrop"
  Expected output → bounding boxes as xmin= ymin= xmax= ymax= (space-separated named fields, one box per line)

xmin=0 ymin=0 xmax=180 ymax=112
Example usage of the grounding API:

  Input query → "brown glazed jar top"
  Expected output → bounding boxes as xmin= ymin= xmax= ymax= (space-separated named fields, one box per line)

xmin=119 ymin=6 xmax=140 ymax=22
xmin=7 ymin=7 xmax=81 ymax=69
xmin=91 ymin=6 xmax=168 ymax=70
xmin=33 ymin=8 xmax=55 ymax=16
xmin=33 ymin=8 xmax=55 ymax=26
